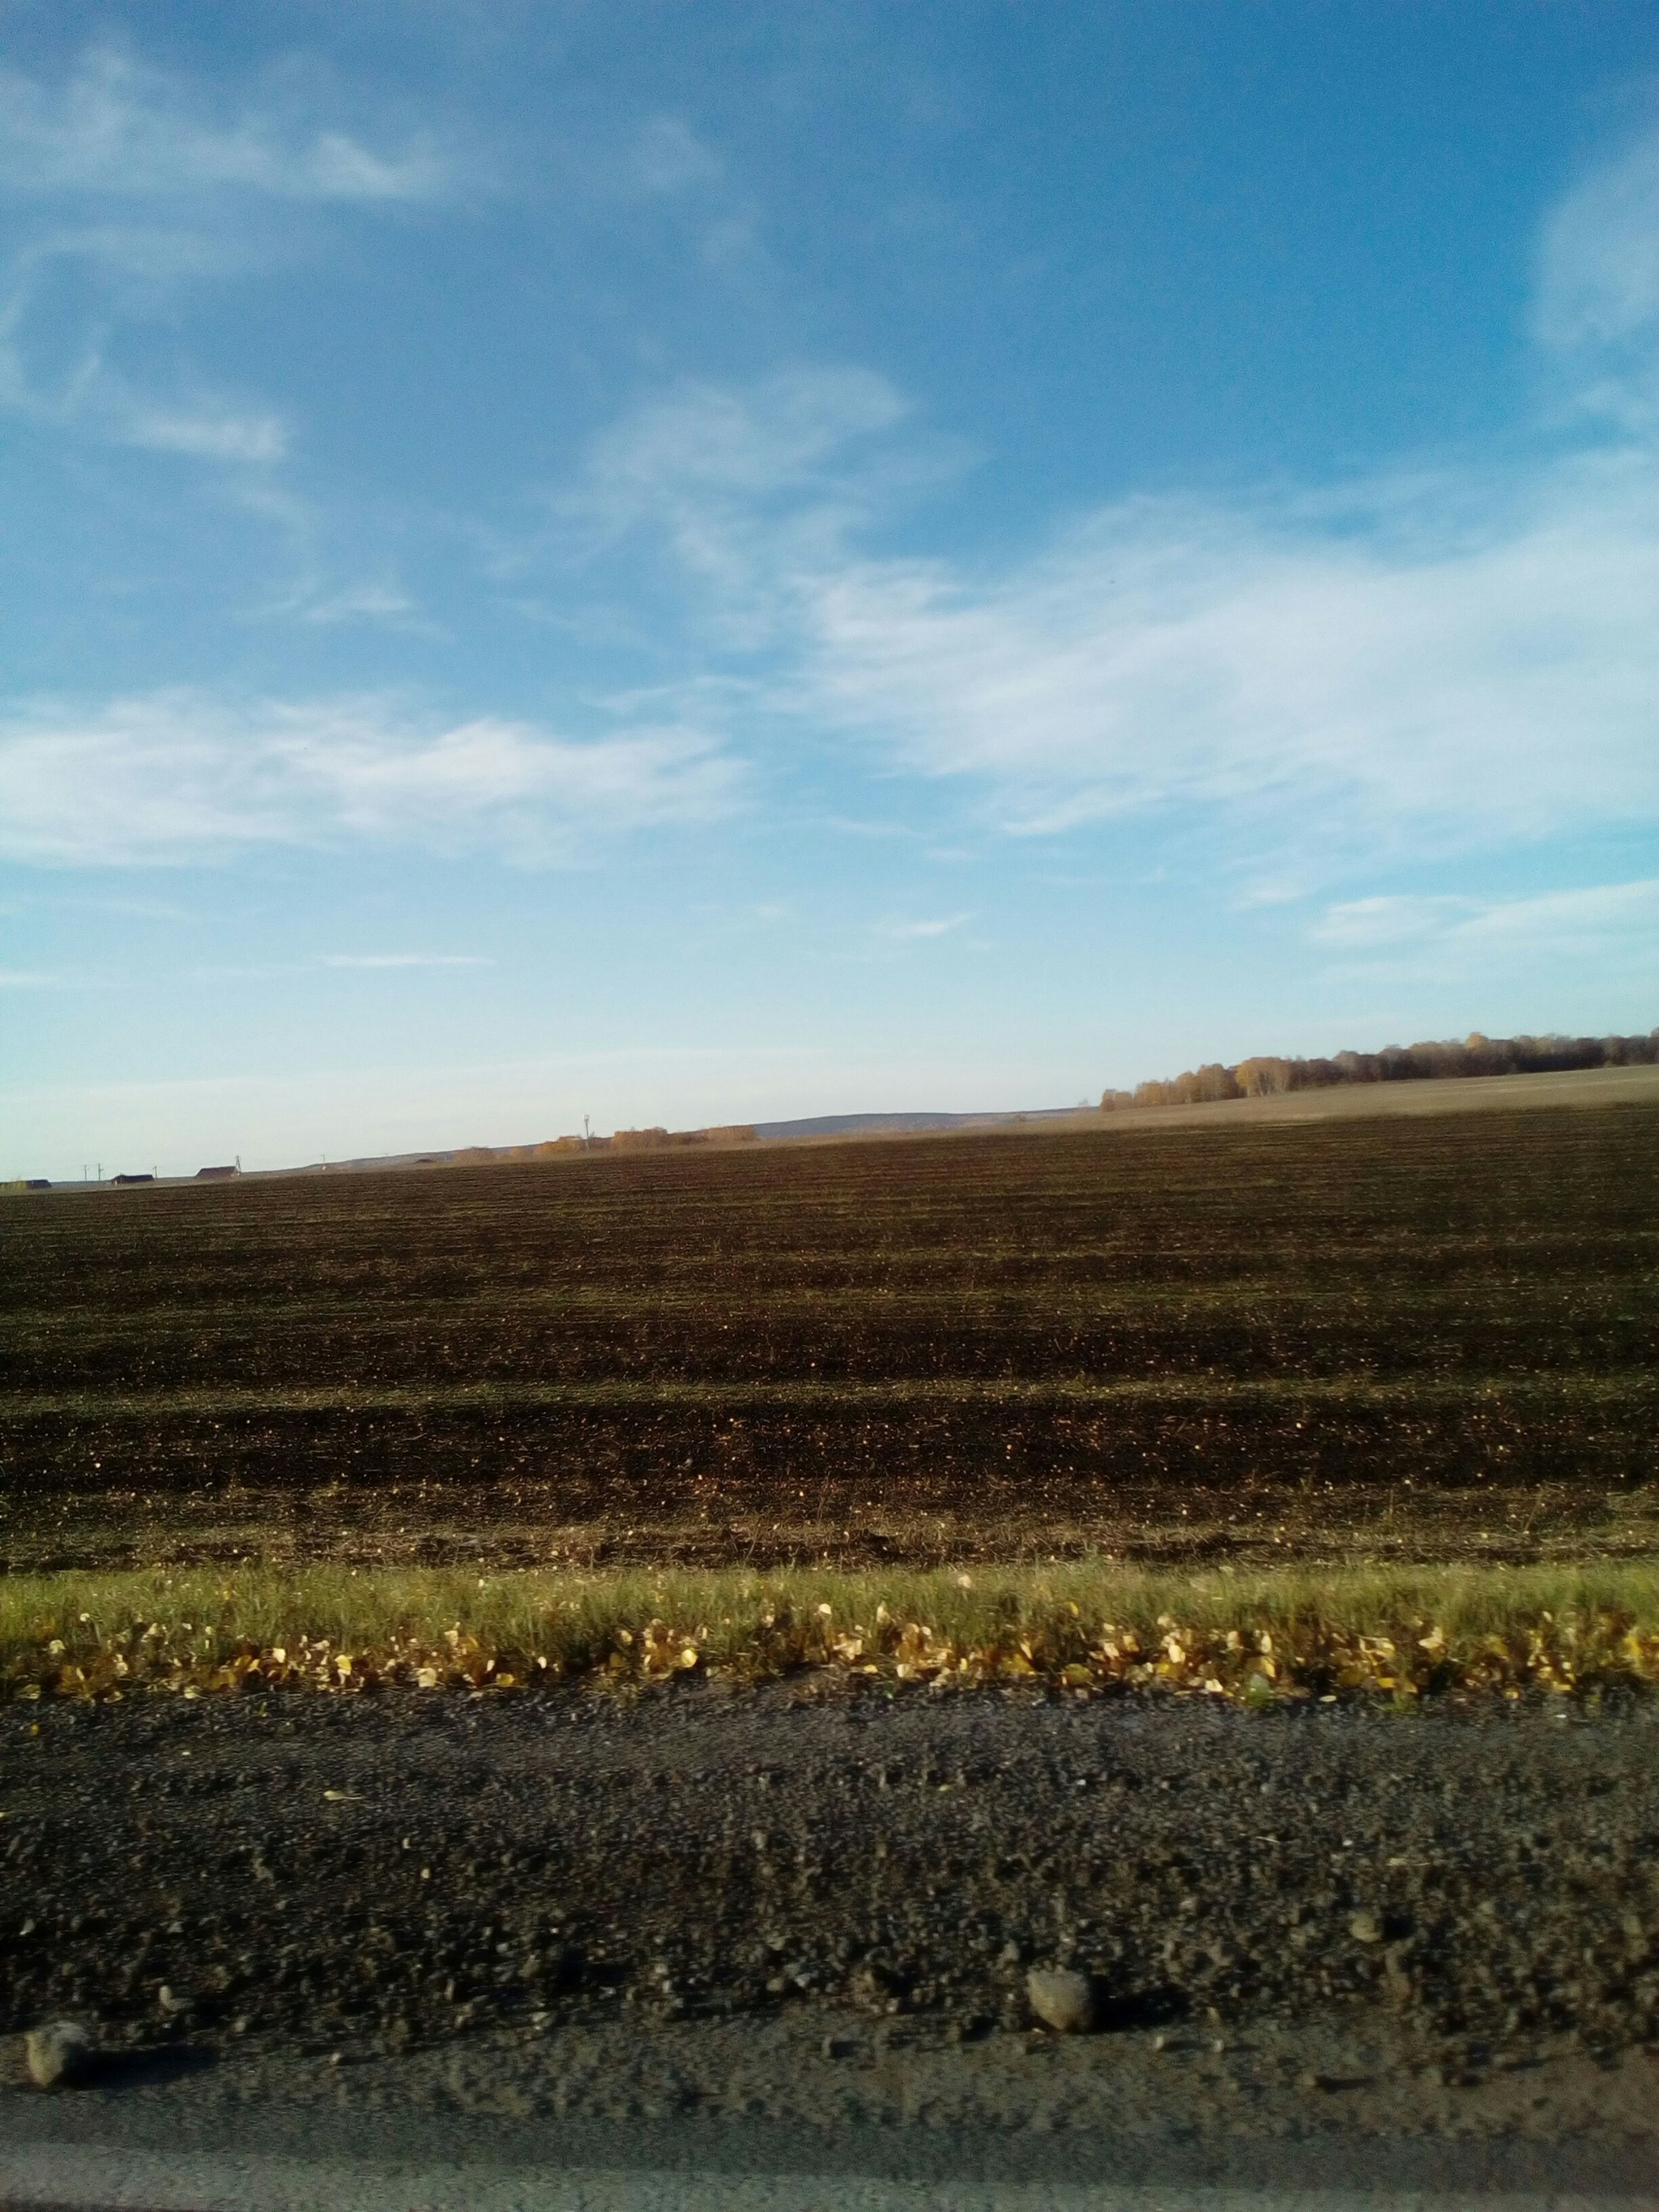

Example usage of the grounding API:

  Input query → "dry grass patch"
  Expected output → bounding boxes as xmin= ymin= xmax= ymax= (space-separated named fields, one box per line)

xmin=5 ymin=1558 xmax=1659 ymax=1705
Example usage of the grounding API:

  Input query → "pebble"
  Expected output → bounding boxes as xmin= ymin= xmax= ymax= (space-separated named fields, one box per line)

xmin=1349 ymin=1911 xmax=1384 ymax=1945
xmin=25 ymin=2021 xmax=95 ymax=2090
xmin=1025 ymin=1966 xmax=1096 ymax=2034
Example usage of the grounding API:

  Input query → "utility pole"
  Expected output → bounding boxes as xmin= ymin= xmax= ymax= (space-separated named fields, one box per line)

xmin=583 ymin=1114 xmax=591 ymax=1149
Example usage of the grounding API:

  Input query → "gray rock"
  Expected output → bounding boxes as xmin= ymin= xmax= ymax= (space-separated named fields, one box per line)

xmin=1025 ymin=1966 xmax=1096 ymax=2034
xmin=25 ymin=2021 xmax=95 ymax=2090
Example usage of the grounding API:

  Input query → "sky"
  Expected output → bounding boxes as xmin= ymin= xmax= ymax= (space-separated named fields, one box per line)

xmin=2 ymin=2 xmax=1657 ymax=1176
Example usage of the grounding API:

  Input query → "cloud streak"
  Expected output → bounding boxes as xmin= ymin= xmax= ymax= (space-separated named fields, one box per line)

xmin=321 ymin=954 xmax=491 ymax=970
xmin=0 ymin=693 xmax=741 ymax=867
xmin=0 ymin=47 xmax=457 ymax=472
xmin=0 ymin=49 xmax=450 ymax=203
xmin=787 ymin=446 xmax=1659 ymax=848
xmin=1536 ymin=126 xmax=1659 ymax=351
xmin=874 ymin=913 xmax=970 ymax=941
xmin=1314 ymin=879 xmax=1659 ymax=955
xmin=547 ymin=126 xmax=1659 ymax=871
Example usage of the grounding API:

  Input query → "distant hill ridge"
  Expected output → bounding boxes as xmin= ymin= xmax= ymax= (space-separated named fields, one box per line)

xmin=21 ymin=1024 xmax=1653 ymax=1189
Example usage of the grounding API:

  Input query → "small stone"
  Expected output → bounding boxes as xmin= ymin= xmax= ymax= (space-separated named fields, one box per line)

xmin=26 ymin=2022 xmax=96 ymax=2090
xmin=1349 ymin=1911 xmax=1384 ymax=1945
xmin=1025 ymin=1966 xmax=1096 ymax=2035
xmin=1384 ymin=1941 xmax=1417 ymax=2001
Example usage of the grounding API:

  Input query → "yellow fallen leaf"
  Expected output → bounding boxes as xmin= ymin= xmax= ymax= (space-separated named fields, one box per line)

xmin=322 ymin=1789 xmax=360 ymax=1802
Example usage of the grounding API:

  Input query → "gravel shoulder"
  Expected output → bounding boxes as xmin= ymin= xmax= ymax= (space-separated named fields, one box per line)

xmin=4 ymin=1683 xmax=1659 ymax=2154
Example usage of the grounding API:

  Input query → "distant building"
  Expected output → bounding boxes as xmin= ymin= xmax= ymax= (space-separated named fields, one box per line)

xmin=113 ymin=1172 xmax=155 ymax=1185
xmin=196 ymin=1164 xmax=241 ymax=1180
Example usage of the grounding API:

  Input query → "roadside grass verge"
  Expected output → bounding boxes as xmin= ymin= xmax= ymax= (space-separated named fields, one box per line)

xmin=5 ymin=1558 xmax=1659 ymax=1705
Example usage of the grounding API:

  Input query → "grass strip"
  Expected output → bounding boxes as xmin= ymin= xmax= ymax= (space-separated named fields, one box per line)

xmin=5 ymin=1373 xmax=1656 ymax=1420
xmin=6 ymin=1558 xmax=1659 ymax=1706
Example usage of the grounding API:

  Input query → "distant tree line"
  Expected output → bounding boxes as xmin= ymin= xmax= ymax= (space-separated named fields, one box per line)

xmin=1102 ymin=1029 xmax=1659 ymax=1111
xmin=447 ymin=1125 xmax=758 ymax=1163
xmin=606 ymin=1125 xmax=757 ymax=1151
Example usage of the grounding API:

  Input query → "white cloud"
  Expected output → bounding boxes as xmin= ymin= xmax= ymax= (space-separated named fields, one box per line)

xmin=1314 ymin=880 xmax=1659 ymax=956
xmin=321 ymin=954 xmax=490 ymax=970
xmin=1453 ymin=878 xmax=1659 ymax=947
xmin=122 ymin=394 xmax=287 ymax=463
xmin=0 ymin=49 xmax=454 ymax=471
xmin=0 ymin=692 xmax=741 ymax=867
xmin=1536 ymin=124 xmax=1659 ymax=353
xmin=874 ymin=913 xmax=970 ymax=940
xmin=543 ymin=125 xmax=1659 ymax=866
xmin=786 ymin=446 xmax=1659 ymax=846
xmin=292 ymin=579 xmax=420 ymax=627
xmin=1310 ymin=895 xmax=1473 ymax=950
xmin=578 ymin=377 xmax=1659 ymax=852
xmin=620 ymin=116 xmax=723 ymax=199
xmin=558 ymin=368 xmax=914 ymax=642
xmin=0 ymin=49 xmax=448 ymax=203
xmin=0 ymin=245 xmax=290 ymax=460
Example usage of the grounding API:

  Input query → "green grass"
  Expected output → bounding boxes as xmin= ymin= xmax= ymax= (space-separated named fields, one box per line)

xmin=7 ymin=1557 xmax=1659 ymax=1704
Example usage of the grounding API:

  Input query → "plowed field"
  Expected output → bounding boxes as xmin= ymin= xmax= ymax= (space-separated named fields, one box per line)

xmin=4 ymin=1102 xmax=1657 ymax=1571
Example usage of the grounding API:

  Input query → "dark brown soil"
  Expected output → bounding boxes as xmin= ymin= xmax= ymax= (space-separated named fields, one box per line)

xmin=4 ymin=1104 xmax=1658 ymax=1572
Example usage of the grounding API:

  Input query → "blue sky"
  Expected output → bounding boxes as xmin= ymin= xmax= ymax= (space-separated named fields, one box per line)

xmin=2 ymin=2 xmax=1657 ymax=1175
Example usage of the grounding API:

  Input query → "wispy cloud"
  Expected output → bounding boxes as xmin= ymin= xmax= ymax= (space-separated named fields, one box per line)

xmin=1313 ymin=879 xmax=1659 ymax=957
xmin=1532 ymin=121 xmax=1659 ymax=440
xmin=0 ymin=47 xmax=455 ymax=472
xmin=0 ymin=231 xmax=291 ymax=461
xmin=296 ymin=581 xmax=420 ymax=626
xmin=614 ymin=115 xmax=724 ymax=200
xmin=122 ymin=391 xmax=288 ymax=463
xmin=873 ymin=913 xmax=970 ymax=940
xmin=1535 ymin=123 xmax=1659 ymax=357
xmin=554 ymin=367 xmax=919 ymax=647
xmin=571 ymin=386 xmax=1659 ymax=856
xmin=0 ymin=692 xmax=742 ymax=867
xmin=788 ymin=448 xmax=1659 ymax=849
xmin=0 ymin=49 xmax=450 ymax=203
xmin=545 ymin=126 xmax=1659 ymax=872
xmin=321 ymin=953 xmax=491 ymax=970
